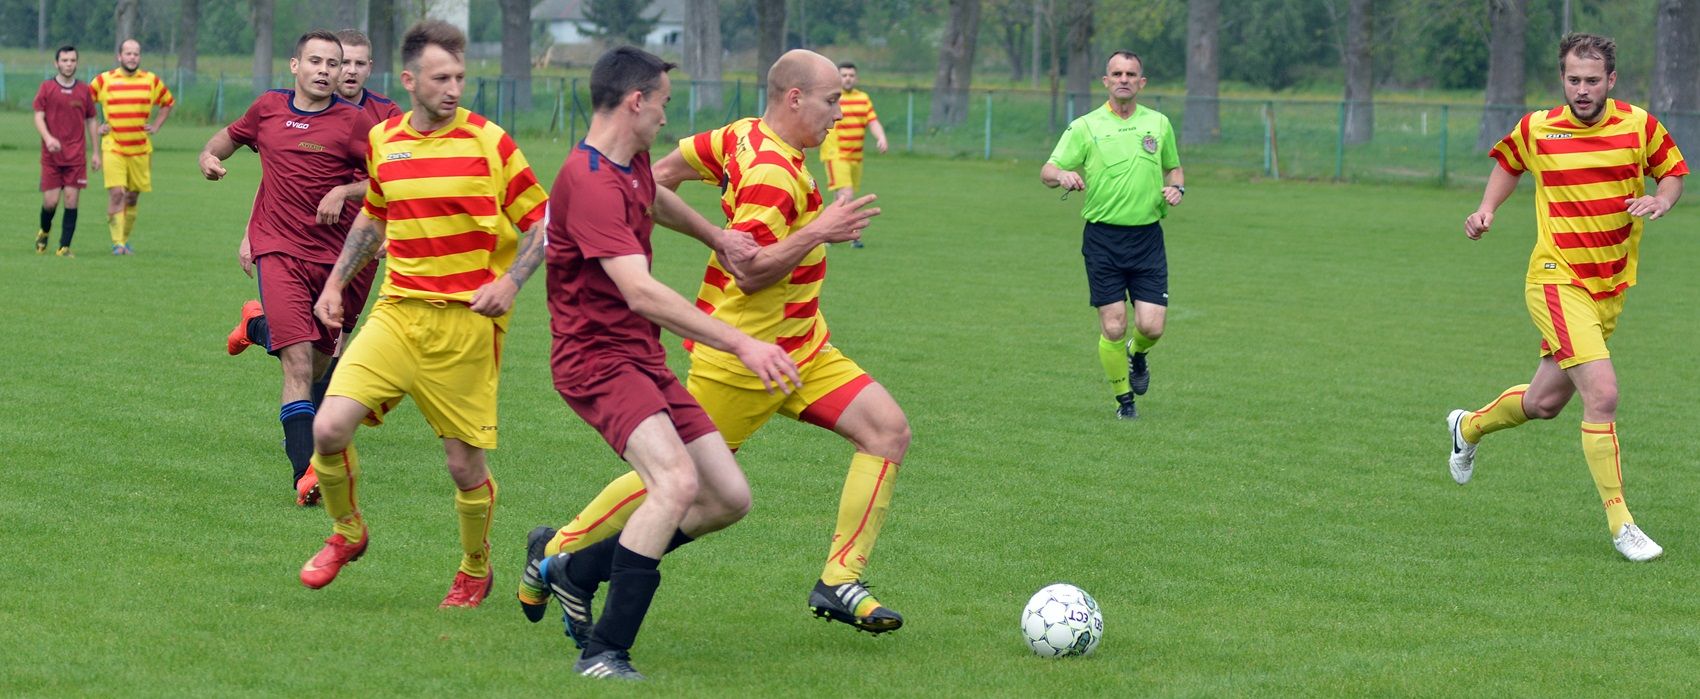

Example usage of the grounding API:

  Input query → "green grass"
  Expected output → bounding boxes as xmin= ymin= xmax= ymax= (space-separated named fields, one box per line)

xmin=4 ymin=110 xmax=1700 ymax=696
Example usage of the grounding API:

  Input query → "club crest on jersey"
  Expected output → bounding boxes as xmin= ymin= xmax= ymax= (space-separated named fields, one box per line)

xmin=1142 ymin=134 xmax=1159 ymax=153
xmin=284 ymin=120 xmax=311 ymax=130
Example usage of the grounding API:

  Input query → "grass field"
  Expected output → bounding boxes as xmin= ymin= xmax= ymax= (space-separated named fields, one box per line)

xmin=4 ymin=111 xmax=1700 ymax=697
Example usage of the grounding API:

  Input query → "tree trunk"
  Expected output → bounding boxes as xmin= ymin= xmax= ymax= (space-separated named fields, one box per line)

xmin=929 ymin=0 xmax=981 ymax=128
xmin=1342 ymin=0 xmax=1373 ymax=144
xmin=252 ymin=0 xmax=275 ymax=96
xmin=1029 ymin=0 xmax=1041 ymax=89
xmin=1046 ymin=0 xmax=1060 ymax=130
xmin=1476 ymin=0 xmax=1528 ymax=152
xmin=500 ymin=0 xmax=532 ymax=110
xmin=114 ymin=0 xmax=139 ymax=52
xmin=37 ymin=0 xmax=46 ymax=52
xmin=1183 ymin=0 xmax=1220 ymax=144
xmin=333 ymin=1 xmax=358 ymax=30
xmin=1001 ymin=19 xmax=1026 ymax=83
xmin=1062 ymin=0 xmax=1093 ymax=111
xmin=683 ymin=0 xmax=724 ymax=112
xmin=755 ymin=0 xmax=786 ymax=89
xmin=177 ymin=0 xmax=200 ymax=88
xmin=1650 ymin=0 xmax=1700 ymax=148
xmin=369 ymin=0 xmax=396 ymax=89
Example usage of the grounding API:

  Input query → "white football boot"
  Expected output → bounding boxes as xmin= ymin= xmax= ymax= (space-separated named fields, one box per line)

xmin=1447 ymin=409 xmax=1477 ymax=484
xmin=1613 ymin=523 xmax=1664 ymax=562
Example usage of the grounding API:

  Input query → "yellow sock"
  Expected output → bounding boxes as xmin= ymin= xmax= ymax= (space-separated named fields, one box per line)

xmin=1130 ymin=328 xmax=1158 ymax=354
xmin=122 ymin=205 xmax=137 ymax=244
xmin=1581 ymin=421 xmax=1633 ymax=535
xmin=1098 ymin=335 xmax=1130 ymax=397
xmin=313 ymin=447 xmax=364 ymax=542
xmin=454 ymin=478 xmax=497 ymax=577
xmin=822 ymin=453 xmax=899 ymax=590
xmin=107 ymin=213 xmax=123 ymax=246
xmin=548 ymin=470 xmax=646 ymax=556
xmin=1462 ymin=384 xmax=1530 ymax=444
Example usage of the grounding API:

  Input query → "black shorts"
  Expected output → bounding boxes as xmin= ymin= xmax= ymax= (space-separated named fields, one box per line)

xmin=1082 ymin=221 xmax=1168 ymax=307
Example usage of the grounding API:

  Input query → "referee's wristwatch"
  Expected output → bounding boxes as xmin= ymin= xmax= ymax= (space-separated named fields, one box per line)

xmin=1167 ymin=185 xmax=1186 ymax=195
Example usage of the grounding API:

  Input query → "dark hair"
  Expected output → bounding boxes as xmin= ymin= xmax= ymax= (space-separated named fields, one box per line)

xmin=335 ymin=29 xmax=371 ymax=49
xmin=837 ymin=62 xmax=857 ymax=71
xmin=590 ymin=46 xmax=676 ymax=111
xmin=1107 ymin=50 xmax=1143 ymax=74
xmin=401 ymin=20 xmax=466 ymax=70
xmin=55 ymin=45 xmax=76 ymax=60
xmin=1560 ymin=33 xmax=1615 ymax=74
xmin=294 ymin=30 xmax=342 ymax=60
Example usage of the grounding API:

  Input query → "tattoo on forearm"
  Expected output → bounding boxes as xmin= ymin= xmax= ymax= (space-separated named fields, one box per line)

xmin=505 ymin=225 xmax=547 ymax=289
xmin=333 ymin=222 xmax=384 ymax=285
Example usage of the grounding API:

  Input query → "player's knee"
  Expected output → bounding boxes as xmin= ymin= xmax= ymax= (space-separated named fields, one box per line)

xmin=869 ymin=416 xmax=912 ymax=461
xmin=1100 ymin=319 xmax=1127 ymax=342
xmin=1587 ymin=389 xmax=1619 ymax=418
xmin=312 ymin=418 xmax=354 ymax=452
xmin=647 ymin=463 xmax=700 ymax=513
xmin=1137 ymin=323 xmax=1164 ymax=341
xmin=1523 ymin=395 xmax=1564 ymax=420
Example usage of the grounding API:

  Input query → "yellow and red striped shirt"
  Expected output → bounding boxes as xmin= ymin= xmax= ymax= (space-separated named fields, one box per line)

xmin=363 ymin=108 xmax=548 ymax=324
xmin=90 ymin=68 xmax=173 ymax=156
xmin=679 ymin=118 xmax=829 ymax=373
xmin=1491 ymin=100 xmax=1688 ymax=297
xmin=820 ymin=88 xmax=878 ymax=162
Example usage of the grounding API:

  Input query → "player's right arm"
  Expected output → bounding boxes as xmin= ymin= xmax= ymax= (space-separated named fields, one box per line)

xmin=733 ymin=189 xmax=880 ymax=292
xmin=315 ymin=214 xmax=388 ymax=330
xmin=1041 ymin=123 xmax=1087 ymax=190
xmin=1464 ymin=166 xmax=1521 ymax=240
xmin=198 ymin=127 xmax=240 ymax=180
xmin=1040 ymin=162 xmax=1084 ymax=191
xmin=33 ymin=110 xmax=61 ymax=152
xmin=600 ymin=254 xmax=800 ymax=394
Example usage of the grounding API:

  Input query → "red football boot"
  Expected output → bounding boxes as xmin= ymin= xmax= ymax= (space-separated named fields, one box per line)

xmin=226 ymin=300 xmax=265 ymax=355
xmin=300 ymin=528 xmax=368 ymax=589
xmin=440 ymin=571 xmax=493 ymax=608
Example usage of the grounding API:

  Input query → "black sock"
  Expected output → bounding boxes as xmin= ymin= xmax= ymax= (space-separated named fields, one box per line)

xmin=281 ymin=400 xmax=316 ymax=485
xmin=311 ymin=355 xmax=340 ymax=407
xmin=583 ymin=545 xmax=662 ymax=656
xmin=247 ymin=316 xmax=271 ymax=350
xmin=59 ymin=208 xmax=77 ymax=248
xmin=39 ymin=207 xmax=53 ymax=235
xmin=567 ymin=528 xmax=692 ymax=590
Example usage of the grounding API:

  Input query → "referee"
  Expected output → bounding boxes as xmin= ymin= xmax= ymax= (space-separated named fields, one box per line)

xmin=1040 ymin=50 xmax=1184 ymax=420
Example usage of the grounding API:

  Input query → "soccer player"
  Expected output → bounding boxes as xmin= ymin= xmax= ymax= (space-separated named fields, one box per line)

xmin=536 ymin=50 xmax=907 ymax=636
xmin=32 ymin=45 xmax=100 ymax=257
xmin=333 ymin=29 xmax=404 ymax=123
xmin=297 ymin=20 xmax=550 ymax=608
xmin=91 ymin=39 xmax=173 ymax=255
xmin=1448 ymin=33 xmax=1684 ymax=562
xmin=199 ymin=30 xmax=378 ymax=506
xmin=818 ymin=62 xmax=887 ymax=248
xmin=1040 ymin=51 xmax=1184 ymax=420
xmin=522 ymin=46 xmax=811 ymax=680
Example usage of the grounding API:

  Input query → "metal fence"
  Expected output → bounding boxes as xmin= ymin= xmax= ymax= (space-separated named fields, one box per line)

xmin=8 ymin=62 xmax=1687 ymax=186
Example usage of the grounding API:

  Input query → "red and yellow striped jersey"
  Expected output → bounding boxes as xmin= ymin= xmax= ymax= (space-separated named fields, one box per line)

xmin=1491 ymin=100 xmax=1688 ymax=297
xmin=362 ymin=108 xmax=548 ymax=322
xmin=90 ymin=68 xmax=174 ymax=156
xmin=678 ymin=118 xmax=829 ymax=373
xmin=820 ymin=88 xmax=878 ymax=162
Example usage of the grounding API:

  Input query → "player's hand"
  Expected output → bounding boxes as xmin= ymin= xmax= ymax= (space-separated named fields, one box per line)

xmin=314 ymin=288 xmax=345 ymax=331
xmin=238 ymin=234 xmax=255 ymax=278
xmin=469 ymin=276 xmax=519 ymax=317
xmin=199 ymin=152 xmax=227 ymax=181
xmin=715 ymin=229 xmax=761 ymax=282
xmin=1464 ymin=210 xmax=1493 ymax=240
xmin=1624 ymin=195 xmax=1671 ymax=221
xmin=813 ymin=189 xmax=881 ymax=244
xmin=316 ymin=188 xmax=347 ymax=225
xmin=96 ymin=123 xmax=110 ymax=135
xmin=142 ymin=123 xmax=157 ymax=134
xmin=732 ymin=337 xmax=802 ymax=395
xmin=90 ymin=152 xmax=102 ymax=171
xmin=876 ymin=136 xmax=889 ymax=154
xmin=1055 ymin=171 xmax=1086 ymax=191
xmin=1162 ymin=185 xmax=1184 ymax=206
xmin=44 ymin=136 xmax=62 ymax=153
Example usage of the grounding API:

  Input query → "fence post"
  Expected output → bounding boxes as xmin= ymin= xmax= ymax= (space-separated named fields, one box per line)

xmin=689 ymin=80 xmax=697 ymax=133
xmin=216 ymin=73 xmax=225 ymax=123
xmin=1263 ymin=100 xmax=1278 ymax=179
xmin=1 ymin=62 xmax=7 ymax=102
xmin=569 ymin=78 xmax=579 ymax=144
xmin=983 ymin=92 xmax=992 ymax=160
xmin=1335 ymin=101 xmax=1347 ymax=181
xmin=734 ymin=79 xmax=741 ymax=119
xmin=1439 ymin=104 xmax=1450 ymax=186
xmin=1066 ymin=93 xmax=1075 ymax=123
xmin=905 ymin=89 xmax=914 ymax=153
xmin=757 ymin=84 xmax=765 ymax=114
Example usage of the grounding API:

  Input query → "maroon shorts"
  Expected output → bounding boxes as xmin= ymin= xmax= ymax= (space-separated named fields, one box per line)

xmin=557 ymin=359 xmax=718 ymax=457
xmin=41 ymin=161 xmax=87 ymax=191
xmin=256 ymin=252 xmax=376 ymax=356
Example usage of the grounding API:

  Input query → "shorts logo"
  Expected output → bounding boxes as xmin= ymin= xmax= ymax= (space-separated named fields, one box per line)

xmin=284 ymin=120 xmax=311 ymax=130
xmin=1142 ymin=135 xmax=1159 ymax=153
xmin=385 ymin=152 xmax=412 ymax=160
xmin=1544 ymin=262 xmax=1558 ymax=269
xmin=298 ymin=141 xmax=325 ymax=152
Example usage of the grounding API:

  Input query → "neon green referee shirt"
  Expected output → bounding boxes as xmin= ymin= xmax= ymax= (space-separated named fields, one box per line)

xmin=1046 ymin=102 xmax=1180 ymax=227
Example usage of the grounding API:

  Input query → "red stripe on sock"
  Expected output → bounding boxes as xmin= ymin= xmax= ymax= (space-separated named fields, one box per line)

xmin=559 ymin=488 xmax=649 ymax=537
xmin=829 ymin=459 xmax=892 ymax=567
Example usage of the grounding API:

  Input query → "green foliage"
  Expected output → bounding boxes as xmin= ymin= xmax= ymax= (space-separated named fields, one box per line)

xmin=1095 ymin=0 xmax=1187 ymax=79
xmin=578 ymin=0 xmax=661 ymax=46
xmin=1221 ymin=0 xmax=1335 ymax=91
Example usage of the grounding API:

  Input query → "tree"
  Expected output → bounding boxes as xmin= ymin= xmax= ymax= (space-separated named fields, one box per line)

xmin=755 ymin=0 xmax=785 ymax=88
xmin=251 ymin=0 xmax=274 ymax=96
xmin=929 ymin=0 xmax=981 ymax=128
xmin=1183 ymin=0 xmax=1220 ymax=144
xmin=370 ymin=0 xmax=397 ymax=86
xmin=579 ymin=0 xmax=660 ymax=46
xmin=1337 ymin=0 xmax=1373 ymax=144
xmin=37 ymin=0 xmax=47 ymax=51
xmin=1062 ymin=0 xmax=1094 ymax=110
xmin=986 ymin=0 xmax=1031 ymax=82
xmin=1475 ymin=0 xmax=1528 ymax=152
xmin=500 ymin=0 xmax=532 ymax=111
xmin=113 ymin=0 xmax=138 ymax=51
xmin=684 ymin=0 xmax=725 ymax=112
xmin=1649 ymin=0 xmax=1700 ymax=148
xmin=177 ymin=0 xmax=199 ymax=86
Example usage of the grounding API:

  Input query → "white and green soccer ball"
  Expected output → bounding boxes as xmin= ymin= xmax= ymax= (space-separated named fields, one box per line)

xmin=1020 ymin=583 xmax=1103 ymax=657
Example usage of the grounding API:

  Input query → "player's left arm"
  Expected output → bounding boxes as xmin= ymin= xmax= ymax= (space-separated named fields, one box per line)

xmin=1162 ymin=166 xmax=1186 ymax=206
xmin=653 ymin=148 xmax=701 ymax=191
xmin=317 ymin=214 xmax=389 ymax=330
xmin=144 ymin=80 xmax=174 ymax=134
xmin=315 ymin=181 xmax=370 ymax=225
xmin=652 ymin=186 xmax=760 ymax=282
xmin=868 ymin=118 xmax=889 ymax=154
xmin=469 ymin=217 xmax=547 ymax=318
xmin=1628 ymin=175 xmax=1683 ymax=220
xmin=84 ymin=115 xmax=101 ymax=170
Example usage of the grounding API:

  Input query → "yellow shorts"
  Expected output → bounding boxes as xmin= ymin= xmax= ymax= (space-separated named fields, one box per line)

xmin=686 ymin=343 xmax=873 ymax=450
xmin=824 ymin=158 xmax=862 ymax=193
xmin=102 ymin=149 xmax=151 ymax=193
xmin=1525 ymin=282 xmax=1622 ymax=369
xmin=327 ymin=298 xmax=504 ymax=448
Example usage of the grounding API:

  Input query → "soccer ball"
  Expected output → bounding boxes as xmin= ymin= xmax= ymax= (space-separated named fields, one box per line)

xmin=1020 ymin=583 xmax=1103 ymax=657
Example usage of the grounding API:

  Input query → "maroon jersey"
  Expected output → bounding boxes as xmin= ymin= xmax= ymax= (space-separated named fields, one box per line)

xmin=546 ymin=144 xmax=666 ymax=385
xmin=227 ymin=90 xmax=375 ymax=264
xmin=33 ymin=79 xmax=96 ymax=167
xmin=356 ymin=88 xmax=403 ymax=123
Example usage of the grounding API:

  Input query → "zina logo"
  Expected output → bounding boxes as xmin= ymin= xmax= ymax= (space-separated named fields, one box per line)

xmin=385 ymin=152 xmax=413 ymax=161
xmin=284 ymin=120 xmax=311 ymax=130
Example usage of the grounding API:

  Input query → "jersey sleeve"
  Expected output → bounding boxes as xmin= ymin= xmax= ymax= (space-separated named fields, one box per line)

xmin=362 ymin=124 xmax=388 ymax=221
xmin=1489 ymin=112 xmax=1533 ymax=175
xmin=346 ymin=109 xmax=378 ymax=172
xmin=727 ymin=163 xmax=803 ymax=247
xmin=866 ymin=97 xmax=879 ymax=123
xmin=1159 ymin=116 xmax=1180 ymax=170
xmin=89 ymin=74 xmax=105 ymax=104
xmin=1643 ymin=113 xmax=1688 ymax=179
xmin=495 ymin=132 xmax=549 ymax=231
xmin=679 ymin=127 xmax=729 ymax=185
xmin=153 ymin=75 xmax=175 ymax=108
xmin=565 ymin=174 xmax=645 ymax=259
xmin=81 ymin=86 xmax=96 ymax=117
xmin=32 ymin=82 xmax=49 ymax=112
xmin=1047 ymin=120 xmax=1088 ymax=170
xmin=225 ymin=97 xmax=266 ymax=147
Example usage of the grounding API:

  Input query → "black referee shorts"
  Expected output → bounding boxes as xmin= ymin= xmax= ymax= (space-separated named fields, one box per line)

xmin=1081 ymin=220 xmax=1168 ymax=308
